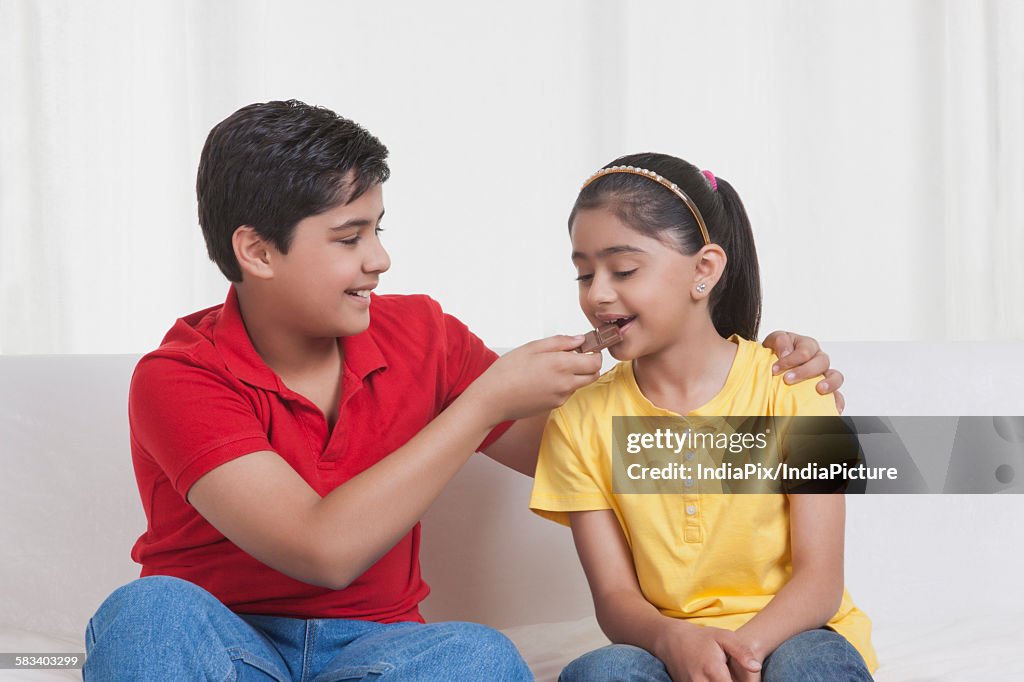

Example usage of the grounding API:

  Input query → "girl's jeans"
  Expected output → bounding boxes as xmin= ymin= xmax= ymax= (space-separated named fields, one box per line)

xmin=559 ymin=627 xmax=872 ymax=682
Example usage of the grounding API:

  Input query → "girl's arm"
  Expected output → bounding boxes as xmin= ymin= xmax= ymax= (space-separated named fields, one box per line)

xmin=733 ymin=494 xmax=846 ymax=662
xmin=570 ymin=510 xmax=761 ymax=682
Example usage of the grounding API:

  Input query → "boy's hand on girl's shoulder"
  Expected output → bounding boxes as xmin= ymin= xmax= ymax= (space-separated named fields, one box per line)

xmin=466 ymin=335 xmax=603 ymax=425
xmin=655 ymin=621 xmax=762 ymax=682
xmin=762 ymin=330 xmax=845 ymax=413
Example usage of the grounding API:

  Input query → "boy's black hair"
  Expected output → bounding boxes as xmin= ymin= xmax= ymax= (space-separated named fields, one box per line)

xmin=197 ymin=99 xmax=390 ymax=282
xmin=569 ymin=152 xmax=762 ymax=341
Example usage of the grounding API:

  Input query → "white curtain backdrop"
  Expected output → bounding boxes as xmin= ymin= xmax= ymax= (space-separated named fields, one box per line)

xmin=1 ymin=0 xmax=1021 ymax=354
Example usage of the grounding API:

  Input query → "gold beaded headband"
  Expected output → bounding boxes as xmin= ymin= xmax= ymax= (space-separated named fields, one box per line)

xmin=581 ymin=165 xmax=711 ymax=246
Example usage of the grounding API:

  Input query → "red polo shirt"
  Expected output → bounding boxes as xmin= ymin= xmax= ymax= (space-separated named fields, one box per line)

xmin=128 ymin=287 xmax=510 ymax=622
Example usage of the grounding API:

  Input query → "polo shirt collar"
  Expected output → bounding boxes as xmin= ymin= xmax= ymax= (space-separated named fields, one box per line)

xmin=212 ymin=286 xmax=388 ymax=392
xmin=340 ymin=303 xmax=388 ymax=381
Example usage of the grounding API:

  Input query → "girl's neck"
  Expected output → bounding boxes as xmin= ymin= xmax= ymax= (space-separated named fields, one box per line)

xmin=631 ymin=321 xmax=738 ymax=415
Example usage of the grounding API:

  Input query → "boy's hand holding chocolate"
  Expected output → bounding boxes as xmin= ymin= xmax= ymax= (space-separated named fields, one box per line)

xmin=466 ymin=335 xmax=604 ymax=425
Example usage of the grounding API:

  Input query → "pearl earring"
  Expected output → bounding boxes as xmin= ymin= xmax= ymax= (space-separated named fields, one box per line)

xmin=696 ymin=282 xmax=707 ymax=294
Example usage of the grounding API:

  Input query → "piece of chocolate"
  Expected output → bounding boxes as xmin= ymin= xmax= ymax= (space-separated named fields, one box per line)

xmin=575 ymin=323 xmax=623 ymax=353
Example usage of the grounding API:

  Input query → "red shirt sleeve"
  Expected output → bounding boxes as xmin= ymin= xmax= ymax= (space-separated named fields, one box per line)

xmin=129 ymin=351 xmax=274 ymax=499
xmin=436 ymin=305 xmax=515 ymax=451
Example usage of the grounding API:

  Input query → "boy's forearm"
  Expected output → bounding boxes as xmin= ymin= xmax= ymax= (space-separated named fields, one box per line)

xmin=221 ymin=336 xmax=596 ymax=589
xmin=734 ymin=571 xmax=844 ymax=660
xmin=306 ymin=387 xmax=497 ymax=589
xmin=479 ymin=411 xmax=549 ymax=476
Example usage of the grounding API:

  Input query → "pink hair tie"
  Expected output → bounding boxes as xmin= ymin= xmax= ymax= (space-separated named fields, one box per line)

xmin=701 ymin=169 xmax=718 ymax=192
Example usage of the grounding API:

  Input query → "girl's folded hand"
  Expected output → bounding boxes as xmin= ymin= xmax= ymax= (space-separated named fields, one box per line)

xmin=728 ymin=654 xmax=762 ymax=682
xmin=655 ymin=621 xmax=761 ymax=682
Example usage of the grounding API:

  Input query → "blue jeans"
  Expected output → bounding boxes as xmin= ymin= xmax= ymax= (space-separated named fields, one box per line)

xmin=84 ymin=576 xmax=532 ymax=681
xmin=559 ymin=628 xmax=872 ymax=682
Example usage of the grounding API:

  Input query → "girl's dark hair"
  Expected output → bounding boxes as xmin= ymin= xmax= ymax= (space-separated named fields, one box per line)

xmin=569 ymin=152 xmax=761 ymax=340
xmin=197 ymin=99 xmax=390 ymax=282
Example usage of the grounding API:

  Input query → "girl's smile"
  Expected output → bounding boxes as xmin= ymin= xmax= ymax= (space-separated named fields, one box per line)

xmin=570 ymin=206 xmax=702 ymax=362
xmin=595 ymin=314 xmax=637 ymax=337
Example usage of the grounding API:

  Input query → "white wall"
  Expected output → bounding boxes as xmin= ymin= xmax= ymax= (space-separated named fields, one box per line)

xmin=1 ymin=0 xmax=1022 ymax=353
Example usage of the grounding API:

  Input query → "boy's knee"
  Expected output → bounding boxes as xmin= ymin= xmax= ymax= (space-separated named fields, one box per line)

xmin=432 ymin=622 xmax=530 ymax=679
xmin=84 ymin=577 xmax=262 ymax=681
xmin=87 ymin=576 xmax=217 ymax=644
xmin=98 ymin=575 xmax=212 ymax=614
xmin=560 ymin=644 xmax=668 ymax=682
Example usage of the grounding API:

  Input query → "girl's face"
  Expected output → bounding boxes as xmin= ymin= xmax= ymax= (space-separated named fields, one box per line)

xmin=570 ymin=206 xmax=701 ymax=361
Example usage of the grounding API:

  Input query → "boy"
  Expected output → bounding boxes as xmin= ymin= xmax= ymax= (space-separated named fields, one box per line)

xmin=83 ymin=100 xmax=840 ymax=680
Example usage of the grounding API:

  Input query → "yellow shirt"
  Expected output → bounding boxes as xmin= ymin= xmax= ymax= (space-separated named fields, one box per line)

xmin=530 ymin=337 xmax=878 ymax=672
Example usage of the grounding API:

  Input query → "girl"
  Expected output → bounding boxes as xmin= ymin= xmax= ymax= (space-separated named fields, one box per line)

xmin=530 ymin=153 xmax=877 ymax=682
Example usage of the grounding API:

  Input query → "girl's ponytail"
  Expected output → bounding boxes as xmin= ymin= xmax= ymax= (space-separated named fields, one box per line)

xmin=708 ymin=176 xmax=761 ymax=341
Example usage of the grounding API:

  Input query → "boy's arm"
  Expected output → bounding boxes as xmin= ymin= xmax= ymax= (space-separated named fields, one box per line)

xmin=187 ymin=335 xmax=602 ymax=591
xmin=733 ymin=494 xmax=846 ymax=662
xmin=483 ymin=331 xmax=847 ymax=478
xmin=478 ymin=412 xmax=549 ymax=476
xmin=762 ymin=331 xmax=846 ymax=412
xmin=569 ymin=510 xmax=761 ymax=682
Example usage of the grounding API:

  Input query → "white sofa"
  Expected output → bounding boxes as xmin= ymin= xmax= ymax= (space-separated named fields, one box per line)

xmin=2 ymin=343 xmax=1024 ymax=681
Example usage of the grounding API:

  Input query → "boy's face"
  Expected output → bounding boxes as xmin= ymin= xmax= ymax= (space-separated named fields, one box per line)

xmin=269 ymin=182 xmax=390 ymax=338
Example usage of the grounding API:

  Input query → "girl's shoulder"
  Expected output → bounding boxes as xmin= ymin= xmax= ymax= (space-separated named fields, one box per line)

xmin=555 ymin=361 xmax=640 ymax=419
xmin=727 ymin=337 xmax=839 ymax=417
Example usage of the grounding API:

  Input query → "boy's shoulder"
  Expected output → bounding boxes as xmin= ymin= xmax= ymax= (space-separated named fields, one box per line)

xmin=136 ymin=302 xmax=228 ymax=374
xmin=362 ymin=292 xmax=449 ymax=335
xmin=130 ymin=299 xmax=244 ymax=406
